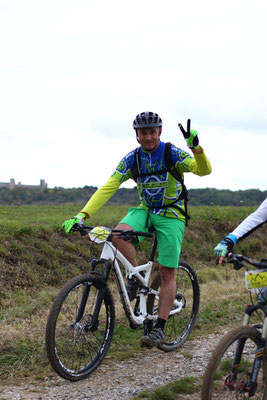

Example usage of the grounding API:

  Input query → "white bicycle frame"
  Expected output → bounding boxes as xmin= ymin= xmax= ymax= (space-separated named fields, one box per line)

xmin=96 ymin=239 xmax=184 ymax=327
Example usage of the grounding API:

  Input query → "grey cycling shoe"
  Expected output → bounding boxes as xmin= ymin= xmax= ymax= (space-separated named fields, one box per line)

xmin=141 ymin=327 xmax=165 ymax=347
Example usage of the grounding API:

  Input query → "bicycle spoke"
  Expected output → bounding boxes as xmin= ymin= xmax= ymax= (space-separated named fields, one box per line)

xmin=148 ymin=262 xmax=200 ymax=351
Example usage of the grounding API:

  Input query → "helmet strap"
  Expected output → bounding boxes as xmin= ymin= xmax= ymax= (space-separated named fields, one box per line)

xmin=135 ymin=130 xmax=140 ymax=143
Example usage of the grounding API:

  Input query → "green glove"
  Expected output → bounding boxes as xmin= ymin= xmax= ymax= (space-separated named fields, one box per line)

xmin=178 ymin=119 xmax=199 ymax=149
xmin=61 ymin=213 xmax=86 ymax=235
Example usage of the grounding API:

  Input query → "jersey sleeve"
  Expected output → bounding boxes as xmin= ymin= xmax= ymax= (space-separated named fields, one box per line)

xmin=172 ymin=146 xmax=212 ymax=176
xmin=110 ymin=149 xmax=136 ymax=183
xmin=231 ymin=198 xmax=267 ymax=241
xmin=80 ymin=151 xmax=136 ymax=217
xmin=80 ymin=177 xmax=121 ymax=217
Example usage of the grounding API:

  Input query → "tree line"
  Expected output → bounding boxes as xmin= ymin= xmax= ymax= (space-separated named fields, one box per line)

xmin=0 ymin=186 xmax=266 ymax=207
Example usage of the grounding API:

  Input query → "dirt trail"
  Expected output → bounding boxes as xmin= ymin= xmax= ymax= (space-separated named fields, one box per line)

xmin=0 ymin=333 xmax=223 ymax=400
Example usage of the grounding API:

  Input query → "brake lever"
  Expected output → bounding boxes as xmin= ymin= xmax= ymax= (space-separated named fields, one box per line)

xmin=71 ymin=223 xmax=87 ymax=235
xmin=71 ymin=223 xmax=80 ymax=231
xmin=226 ymin=253 xmax=244 ymax=270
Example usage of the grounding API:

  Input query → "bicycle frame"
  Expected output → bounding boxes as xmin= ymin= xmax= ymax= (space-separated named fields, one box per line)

xmin=239 ymin=303 xmax=267 ymax=395
xmin=46 ymin=223 xmax=201 ymax=382
xmin=243 ymin=303 xmax=267 ymax=337
xmin=89 ymin=239 xmax=183 ymax=327
xmin=229 ymin=288 xmax=267 ymax=396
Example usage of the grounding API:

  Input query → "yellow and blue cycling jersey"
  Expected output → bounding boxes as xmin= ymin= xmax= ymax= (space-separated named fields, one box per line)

xmin=81 ymin=141 xmax=211 ymax=222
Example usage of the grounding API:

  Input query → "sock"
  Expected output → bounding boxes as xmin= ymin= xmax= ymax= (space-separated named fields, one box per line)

xmin=155 ymin=318 xmax=166 ymax=331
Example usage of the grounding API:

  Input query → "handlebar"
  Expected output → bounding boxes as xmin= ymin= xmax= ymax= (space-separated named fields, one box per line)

xmin=225 ymin=253 xmax=267 ymax=271
xmin=71 ymin=224 xmax=154 ymax=240
xmin=111 ymin=228 xmax=153 ymax=239
xmin=71 ymin=224 xmax=94 ymax=235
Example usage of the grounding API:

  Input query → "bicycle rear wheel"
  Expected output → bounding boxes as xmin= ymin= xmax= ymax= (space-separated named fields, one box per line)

xmin=147 ymin=261 xmax=200 ymax=352
xmin=46 ymin=273 xmax=115 ymax=381
xmin=201 ymin=325 xmax=267 ymax=399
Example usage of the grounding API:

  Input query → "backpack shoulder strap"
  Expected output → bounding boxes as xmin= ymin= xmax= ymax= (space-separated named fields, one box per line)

xmin=132 ymin=147 xmax=141 ymax=182
xmin=164 ymin=142 xmax=190 ymax=225
xmin=164 ymin=142 xmax=182 ymax=182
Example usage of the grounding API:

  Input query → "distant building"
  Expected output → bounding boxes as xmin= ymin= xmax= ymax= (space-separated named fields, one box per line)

xmin=0 ymin=178 xmax=48 ymax=190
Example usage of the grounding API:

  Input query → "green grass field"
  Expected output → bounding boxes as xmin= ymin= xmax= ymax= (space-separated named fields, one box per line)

xmin=0 ymin=204 xmax=266 ymax=391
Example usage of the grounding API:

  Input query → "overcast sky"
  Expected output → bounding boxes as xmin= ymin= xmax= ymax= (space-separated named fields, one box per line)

xmin=1 ymin=0 xmax=266 ymax=191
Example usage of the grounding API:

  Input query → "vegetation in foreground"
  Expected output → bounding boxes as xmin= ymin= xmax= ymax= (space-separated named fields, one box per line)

xmin=132 ymin=376 xmax=201 ymax=399
xmin=0 ymin=204 xmax=266 ymax=387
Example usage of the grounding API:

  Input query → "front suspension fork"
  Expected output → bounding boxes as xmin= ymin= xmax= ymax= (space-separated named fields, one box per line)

xmin=75 ymin=258 xmax=112 ymax=330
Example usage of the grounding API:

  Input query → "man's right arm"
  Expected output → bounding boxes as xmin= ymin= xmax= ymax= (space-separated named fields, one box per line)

xmin=61 ymin=151 xmax=135 ymax=234
xmin=80 ymin=177 xmax=121 ymax=217
xmin=61 ymin=177 xmax=121 ymax=234
xmin=81 ymin=151 xmax=136 ymax=217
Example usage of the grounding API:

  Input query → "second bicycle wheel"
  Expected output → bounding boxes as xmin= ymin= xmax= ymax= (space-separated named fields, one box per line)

xmin=147 ymin=261 xmax=200 ymax=352
xmin=46 ymin=273 xmax=115 ymax=381
xmin=201 ymin=325 xmax=267 ymax=399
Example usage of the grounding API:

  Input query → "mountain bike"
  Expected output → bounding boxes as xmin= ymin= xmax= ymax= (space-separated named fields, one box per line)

xmin=201 ymin=253 xmax=267 ymax=399
xmin=45 ymin=224 xmax=200 ymax=381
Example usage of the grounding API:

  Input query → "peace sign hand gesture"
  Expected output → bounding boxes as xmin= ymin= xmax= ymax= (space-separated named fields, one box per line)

xmin=178 ymin=119 xmax=199 ymax=149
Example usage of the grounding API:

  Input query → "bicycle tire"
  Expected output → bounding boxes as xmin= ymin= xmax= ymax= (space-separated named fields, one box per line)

xmin=201 ymin=325 xmax=267 ymax=399
xmin=147 ymin=261 xmax=200 ymax=352
xmin=46 ymin=273 xmax=115 ymax=381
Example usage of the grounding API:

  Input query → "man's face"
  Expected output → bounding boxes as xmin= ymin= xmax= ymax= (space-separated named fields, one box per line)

xmin=136 ymin=127 xmax=162 ymax=152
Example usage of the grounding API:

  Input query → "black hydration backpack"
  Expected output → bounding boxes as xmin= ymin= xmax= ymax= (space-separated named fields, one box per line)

xmin=132 ymin=142 xmax=190 ymax=225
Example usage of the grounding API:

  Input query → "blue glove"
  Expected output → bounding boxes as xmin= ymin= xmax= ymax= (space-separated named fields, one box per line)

xmin=62 ymin=212 xmax=86 ymax=235
xmin=214 ymin=234 xmax=238 ymax=258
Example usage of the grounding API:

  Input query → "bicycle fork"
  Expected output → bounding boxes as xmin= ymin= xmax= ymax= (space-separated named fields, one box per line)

xmin=228 ymin=337 xmax=265 ymax=396
xmin=227 ymin=305 xmax=267 ymax=397
xmin=74 ymin=259 xmax=112 ymax=332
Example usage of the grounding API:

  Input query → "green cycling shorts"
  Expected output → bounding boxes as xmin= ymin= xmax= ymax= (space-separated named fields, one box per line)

xmin=120 ymin=207 xmax=185 ymax=269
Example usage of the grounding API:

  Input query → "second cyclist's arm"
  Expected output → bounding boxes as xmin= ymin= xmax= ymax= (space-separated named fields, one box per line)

xmin=231 ymin=198 xmax=267 ymax=242
xmin=80 ymin=177 xmax=121 ymax=217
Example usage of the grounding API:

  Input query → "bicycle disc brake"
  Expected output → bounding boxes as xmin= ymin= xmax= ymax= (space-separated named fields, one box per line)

xmin=235 ymin=372 xmax=250 ymax=399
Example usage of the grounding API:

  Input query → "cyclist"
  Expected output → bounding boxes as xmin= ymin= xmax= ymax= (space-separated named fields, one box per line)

xmin=214 ymin=197 xmax=267 ymax=265
xmin=62 ymin=111 xmax=212 ymax=347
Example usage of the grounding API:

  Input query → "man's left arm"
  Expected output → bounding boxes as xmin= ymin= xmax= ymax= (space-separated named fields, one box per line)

xmin=178 ymin=120 xmax=212 ymax=176
xmin=190 ymin=146 xmax=212 ymax=176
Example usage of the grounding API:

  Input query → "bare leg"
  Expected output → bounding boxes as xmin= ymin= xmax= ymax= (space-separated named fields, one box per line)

xmin=141 ymin=265 xmax=176 ymax=347
xmin=112 ymin=223 xmax=137 ymax=267
xmin=158 ymin=265 xmax=176 ymax=320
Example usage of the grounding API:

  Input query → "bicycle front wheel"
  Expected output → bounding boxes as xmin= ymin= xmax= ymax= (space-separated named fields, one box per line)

xmin=147 ymin=261 xmax=200 ymax=352
xmin=46 ymin=273 xmax=115 ymax=381
xmin=201 ymin=325 xmax=267 ymax=399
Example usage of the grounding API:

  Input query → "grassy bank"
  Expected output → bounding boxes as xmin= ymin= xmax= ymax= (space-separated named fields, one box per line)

xmin=0 ymin=204 xmax=266 ymax=384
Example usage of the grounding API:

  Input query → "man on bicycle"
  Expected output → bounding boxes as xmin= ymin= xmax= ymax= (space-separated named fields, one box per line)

xmin=62 ymin=111 xmax=212 ymax=347
xmin=214 ymin=197 xmax=267 ymax=265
